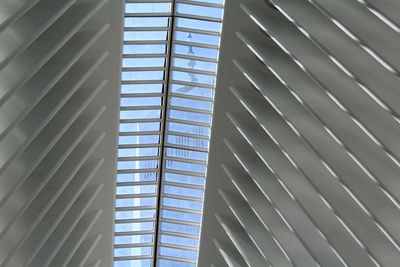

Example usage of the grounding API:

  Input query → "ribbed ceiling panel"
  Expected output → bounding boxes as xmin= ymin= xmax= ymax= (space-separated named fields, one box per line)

xmin=0 ymin=1 xmax=123 ymax=266
xmin=198 ymin=0 xmax=400 ymax=266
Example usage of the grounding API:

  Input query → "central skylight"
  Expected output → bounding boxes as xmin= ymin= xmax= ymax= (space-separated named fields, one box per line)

xmin=114 ymin=1 xmax=224 ymax=266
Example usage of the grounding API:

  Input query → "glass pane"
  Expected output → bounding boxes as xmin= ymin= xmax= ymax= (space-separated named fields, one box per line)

xmin=171 ymin=70 xmax=215 ymax=85
xmin=121 ymin=97 xmax=162 ymax=107
xmin=173 ymin=44 xmax=218 ymax=59
xmin=118 ymin=147 xmax=159 ymax=158
xmin=167 ymin=122 xmax=210 ymax=136
xmin=114 ymin=247 xmax=152 ymax=257
xmin=176 ymin=17 xmax=221 ymax=32
xmin=163 ymin=185 xmax=204 ymax=198
xmin=117 ymin=172 xmax=157 ymax=183
xmin=122 ymin=57 xmax=166 ymax=67
xmin=114 ymin=259 xmax=152 ymax=267
xmin=116 ymin=209 xmax=156 ymax=220
xmin=117 ymin=185 xmax=157 ymax=195
xmin=169 ymin=109 xmax=211 ymax=123
xmin=160 ymin=222 xmax=200 ymax=235
xmin=115 ymin=222 xmax=154 ymax=232
xmin=187 ymin=0 xmax=224 ymax=4
xmin=124 ymin=31 xmax=168 ymax=41
xmin=165 ymin=160 xmax=206 ymax=174
xmin=120 ymin=110 xmax=161 ymax=120
xmin=115 ymin=234 xmax=153 ymax=245
xmin=164 ymin=172 xmax=205 ymax=187
xmin=170 ymin=83 xmax=213 ymax=98
xmin=158 ymin=259 xmax=196 ymax=267
xmin=169 ymin=97 xmax=212 ymax=111
xmin=176 ymin=3 xmax=223 ymax=19
xmin=160 ymin=234 xmax=199 ymax=247
xmin=119 ymin=135 xmax=160 ymax=145
xmin=125 ymin=3 xmax=171 ymax=14
xmin=116 ymin=197 xmax=157 ymax=208
xmin=166 ymin=147 xmax=207 ymax=161
xmin=122 ymin=71 xmax=164 ymax=81
xmin=125 ymin=17 xmax=169 ymax=27
xmin=166 ymin=134 xmax=209 ymax=149
xmin=120 ymin=122 xmax=160 ymax=134
xmin=123 ymin=45 xmax=167 ymax=55
xmin=161 ymin=210 xmax=201 ymax=223
xmin=175 ymin=31 xmax=220 ymax=46
xmin=159 ymin=246 xmax=198 ymax=260
xmin=172 ymin=57 xmax=217 ymax=72
xmin=117 ymin=160 xmax=158 ymax=170
xmin=162 ymin=197 xmax=203 ymax=211
xmin=121 ymin=84 xmax=163 ymax=94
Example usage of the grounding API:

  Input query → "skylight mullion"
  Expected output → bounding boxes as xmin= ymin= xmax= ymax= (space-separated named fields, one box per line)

xmin=115 ymin=216 xmax=157 ymax=222
xmin=170 ymin=53 xmax=218 ymax=63
xmin=120 ymin=106 xmax=162 ymax=111
xmin=157 ymin=254 xmax=198 ymax=265
xmin=162 ymin=193 xmax=203 ymax=201
xmin=124 ymin=40 xmax=169 ymax=45
xmin=159 ymin=218 xmax=201 ymax=227
xmin=119 ymin=130 xmax=161 ymax=135
xmin=173 ymin=40 xmax=219 ymax=49
xmin=158 ymin=230 xmax=199 ymax=239
xmin=123 ymin=54 xmax=168 ymax=58
xmin=170 ymin=66 xmax=216 ymax=76
xmin=116 ymin=207 xmax=158 ymax=213
xmin=166 ymin=118 xmax=210 ymax=127
xmin=115 ymin=231 xmax=155 ymax=236
xmin=124 ymin=27 xmax=170 ymax=31
xmin=169 ymin=80 xmax=216 ymax=89
xmin=118 ymin=143 xmax=162 ymax=148
xmin=168 ymin=92 xmax=213 ymax=101
xmin=125 ymin=0 xmax=171 ymax=3
xmin=158 ymin=242 xmax=199 ymax=251
xmin=121 ymin=80 xmax=166 ymax=85
xmin=121 ymin=93 xmax=163 ymax=98
xmin=117 ymin=180 xmax=158 ymax=186
xmin=122 ymin=67 xmax=167 ymax=72
xmin=120 ymin=118 xmax=163 ymax=124
xmin=160 ymin=233 xmax=200 ymax=247
xmin=163 ymin=156 xmax=207 ymax=166
xmin=162 ymin=196 xmax=204 ymax=209
xmin=174 ymin=6 xmax=223 ymax=22
xmin=174 ymin=26 xmax=221 ymax=36
xmin=114 ymin=255 xmax=154 ymax=261
xmin=161 ymin=206 xmax=202 ymax=215
xmin=115 ymin=242 xmax=155 ymax=249
xmin=163 ymin=142 xmax=209 ymax=152
xmin=117 ymin=158 xmax=160 ymax=165
xmin=117 ymin=169 xmax=159 ymax=174
xmin=176 ymin=0 xmax=223 ymax=8
xmin=173 ymin=12 xmax=222 ymax=23
xmin=167 ymin=105 xmax=213 ymax=115
xmin=162 ymin=180 xmax=205 ymax=190
xmin=125 ymin=13 xmax=172 ymax=18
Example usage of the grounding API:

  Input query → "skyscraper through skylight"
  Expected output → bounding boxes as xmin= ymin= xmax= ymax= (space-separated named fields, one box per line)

xmin=114 ymin=1 xmax=224 ymax=266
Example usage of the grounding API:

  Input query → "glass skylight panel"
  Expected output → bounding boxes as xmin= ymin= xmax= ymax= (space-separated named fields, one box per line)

xmin=116 ymin=0 xmax=223 ymax=265
xmin=164 ymin=172 xmax=205 ymax=187
xmin=125 ymin=3 xmax=172 ymax=14
xmin=169 ymin=83 xmax=214 ymax=98
xmin=121 ymin=84 xmax=163 ymax=94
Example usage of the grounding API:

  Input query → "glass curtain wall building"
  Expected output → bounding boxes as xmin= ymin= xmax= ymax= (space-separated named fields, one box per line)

xmin=114 ymin=0 xmax=224 ymax=266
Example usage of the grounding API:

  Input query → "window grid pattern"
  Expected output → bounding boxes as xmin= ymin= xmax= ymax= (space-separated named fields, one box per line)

xmin=115 ymin=1 xmax=223 ymax=266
